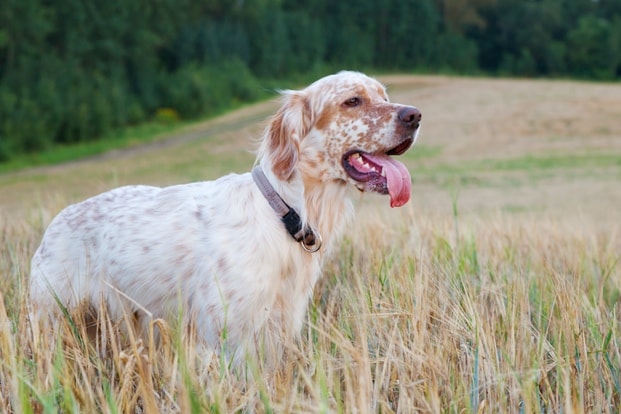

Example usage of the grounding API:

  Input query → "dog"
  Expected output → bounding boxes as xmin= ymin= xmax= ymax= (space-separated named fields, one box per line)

xmin=30 ymin=71 xmax=421 ymax=366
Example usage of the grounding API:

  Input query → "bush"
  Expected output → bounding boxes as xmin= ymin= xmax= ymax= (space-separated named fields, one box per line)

xmin=0 ymin=84 xmax=58 ymax=156
xmin=567 ymin=16 xmax=617 ymax=79
xmin=432 ymin=31 xmax=479 ymax=73
xmin=161 ymin=59 xmax=263 ymax=119
xmin=155 ymin=108 xmax=180 ymax=124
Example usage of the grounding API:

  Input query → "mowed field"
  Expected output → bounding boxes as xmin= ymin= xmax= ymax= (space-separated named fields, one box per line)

xmin=1 ymin=75 xmax=620 ymax=412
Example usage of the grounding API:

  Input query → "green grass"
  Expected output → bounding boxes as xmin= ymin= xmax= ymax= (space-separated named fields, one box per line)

xmin=416 ymin=151 xmax=621 ymax=175
xmin=481 ymin=152 xmax=621 ymax=171
xmin=409 ymin=150 xmax=621 ymax=189
xmin=405 ymin=144 xmax=444 ymax=161
xmin=0 ymin=121 xmax=184 ymax=174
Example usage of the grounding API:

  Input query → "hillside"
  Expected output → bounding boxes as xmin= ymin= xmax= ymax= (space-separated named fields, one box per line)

xmin=1 ymin=75 xmax=619 ymax=228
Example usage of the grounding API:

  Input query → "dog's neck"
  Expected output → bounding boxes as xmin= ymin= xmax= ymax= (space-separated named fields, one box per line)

xmin=302 ymin=176 xmax=353 ymax=254
xmin=258 ymin=160 xmax=353 ymax=254
xmin=252 ymin=166 xmax=320 ymax=250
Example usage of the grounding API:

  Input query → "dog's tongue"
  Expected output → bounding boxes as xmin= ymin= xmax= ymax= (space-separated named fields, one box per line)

xmin=364 ymin=153 xmax=412 ymax=207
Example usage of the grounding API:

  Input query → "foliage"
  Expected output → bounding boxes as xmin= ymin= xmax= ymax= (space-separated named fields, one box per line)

xmin=1 ymin=0 xmax=621 ymax=162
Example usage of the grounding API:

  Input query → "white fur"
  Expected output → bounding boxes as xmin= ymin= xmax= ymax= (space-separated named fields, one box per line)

xmin=30 ymin=71 xmax=420 ymax=366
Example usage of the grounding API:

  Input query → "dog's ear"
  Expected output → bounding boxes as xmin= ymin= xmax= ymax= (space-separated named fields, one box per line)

xmin=265 ymin=91 xmax=313 ymax=181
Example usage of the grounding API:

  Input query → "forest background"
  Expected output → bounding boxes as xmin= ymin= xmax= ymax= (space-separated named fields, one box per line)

xmin=1 ymin=0 xmax=621 ymax=162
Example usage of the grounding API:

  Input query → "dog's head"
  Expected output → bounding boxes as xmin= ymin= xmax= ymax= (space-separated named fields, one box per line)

xmin=261 ymin=71 xmax=420 ymax=208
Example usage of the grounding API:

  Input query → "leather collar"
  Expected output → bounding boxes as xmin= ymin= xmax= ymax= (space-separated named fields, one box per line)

xmin=251 ymin=166 xmax=321 ymax=253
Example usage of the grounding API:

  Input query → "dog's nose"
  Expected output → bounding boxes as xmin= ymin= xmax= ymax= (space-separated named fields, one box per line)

xmin=398 ymin=106 xmax=421 ymax=129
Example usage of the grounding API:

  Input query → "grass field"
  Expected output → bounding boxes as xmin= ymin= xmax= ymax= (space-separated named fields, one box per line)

xmin=1 ymin=75 xmax=620 ymax=412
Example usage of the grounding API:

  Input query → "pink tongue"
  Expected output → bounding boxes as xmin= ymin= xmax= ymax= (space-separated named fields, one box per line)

xmin=364 ymin=153 xmax=412 ymax=207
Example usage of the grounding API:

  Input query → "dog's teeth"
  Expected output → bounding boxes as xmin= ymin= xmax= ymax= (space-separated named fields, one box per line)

xmin=381 ymin=168 xmax=386 ymax=177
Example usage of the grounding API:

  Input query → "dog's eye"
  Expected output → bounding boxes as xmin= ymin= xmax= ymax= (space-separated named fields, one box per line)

xmin=343 ymin=97 xmax=361 ymax=108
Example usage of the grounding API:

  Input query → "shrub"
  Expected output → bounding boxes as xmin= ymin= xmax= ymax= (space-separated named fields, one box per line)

xmin=161 ymin=59 xmax=263 ymax=119
xmin=155 ymin=108 xmax=180 ymax=124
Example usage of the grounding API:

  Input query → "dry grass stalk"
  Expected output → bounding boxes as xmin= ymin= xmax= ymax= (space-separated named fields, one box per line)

xmin=1 ymin=205 xmax=619 ymax=413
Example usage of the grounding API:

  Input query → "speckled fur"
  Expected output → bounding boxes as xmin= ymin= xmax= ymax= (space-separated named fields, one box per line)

xmin=30 ymin=71 xmax=420 ymax=366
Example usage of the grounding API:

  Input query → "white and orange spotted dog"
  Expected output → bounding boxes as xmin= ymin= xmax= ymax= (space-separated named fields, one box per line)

xmin=30 ymin=71 xmax=421 ymax=366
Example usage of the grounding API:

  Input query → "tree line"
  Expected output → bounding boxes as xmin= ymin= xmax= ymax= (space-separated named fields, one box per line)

xmin=1 ymin=0 xmax=620 ymax=161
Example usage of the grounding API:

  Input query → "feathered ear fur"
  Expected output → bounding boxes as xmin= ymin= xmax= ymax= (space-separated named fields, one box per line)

xmin=262 ymin=90 xmax=313 ymax=181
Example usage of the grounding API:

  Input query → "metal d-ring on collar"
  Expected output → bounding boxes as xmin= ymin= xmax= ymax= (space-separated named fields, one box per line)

xmin=251 ymin=166 xmax=322 ymax=253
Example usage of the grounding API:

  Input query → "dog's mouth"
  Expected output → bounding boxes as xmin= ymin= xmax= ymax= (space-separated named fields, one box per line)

xmin=342 ymin=137 xmax=413 ymax=208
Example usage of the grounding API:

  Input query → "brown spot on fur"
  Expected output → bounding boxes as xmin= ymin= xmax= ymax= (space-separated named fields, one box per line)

xmin=314 ymin=105 xmax=335 ymax=131
xmin=217 ymin=257 xmax=228 ymax=273
xmin=267 ymin=93 xmax=312 ymax=181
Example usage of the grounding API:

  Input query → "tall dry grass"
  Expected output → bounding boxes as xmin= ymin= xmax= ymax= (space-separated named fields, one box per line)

xmin=1 ymin=202 xmax=619 ymax=413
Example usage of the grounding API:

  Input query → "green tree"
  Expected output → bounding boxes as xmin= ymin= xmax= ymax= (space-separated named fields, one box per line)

xmin=567 ymin=15 xmax=617 ymax=79
xmin=375 ymin=0 xmax=440 ymax=69
xmin=3 ymin=0 xmax=621 ymax=163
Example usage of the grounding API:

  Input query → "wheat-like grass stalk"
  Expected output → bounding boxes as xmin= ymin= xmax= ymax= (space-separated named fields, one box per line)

xmin=1 ymin=205 xmax=619 ymax=413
